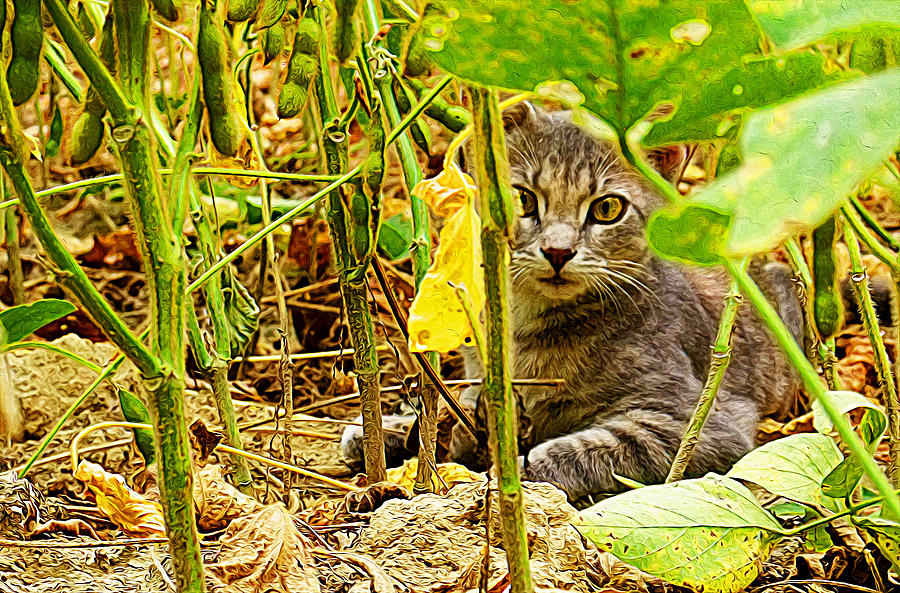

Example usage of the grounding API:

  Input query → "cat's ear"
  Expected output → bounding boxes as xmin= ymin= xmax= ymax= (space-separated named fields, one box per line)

xmin=646 ymin=145 xmax=688 ymax=183
xmin=502 ymin=101 xmax=537 ymax=131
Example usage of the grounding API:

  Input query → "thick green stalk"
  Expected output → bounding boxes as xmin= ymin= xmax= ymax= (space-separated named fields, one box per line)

xmin=44 ymin=1 xmax=204 ymax=589
xmin=470 ymin=86 xmax=533 ymax=593
xmin=666 ymin=259 xmax=747 ymax=483
xmin=784 ymin=237 xmax=819 ymax=361
xmin=841 ymin=215 xmax=900 ymax=486
xmin=313 ymin=6 xmax=386 ymax=482
xmin=363 ymin=0 xmax=439 ymax=493
xmin=727 ymin=260 xmax=900 ymax=519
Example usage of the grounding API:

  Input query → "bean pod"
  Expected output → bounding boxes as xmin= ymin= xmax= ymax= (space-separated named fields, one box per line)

xmin=812 ymin=216 xmax=843 ymax=341
xmin=333 ymin=0 xmax=359 ymax=64
xmin=260 ymin=19 xmax=286 ymax=63
xmin=7 ymin=0 xmax=43 ymax=106
xmin=151 ymin=0 xmax=179 ymax=21
xmin=198 ymin=3 xmax=243 ymax=156
xmin=70 ymin=14 xmax=116 ymax=165
xmin=227 ymin=0 xmax=260 ymax=22
xmin=277 ymin=16 xmax=318 ymax=119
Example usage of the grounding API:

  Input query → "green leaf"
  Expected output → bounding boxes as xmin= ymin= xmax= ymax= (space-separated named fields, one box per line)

xmin=117 ymin=388 xmax=156 ymax=465
xmin=0 ymin=299 xmax=77 ymax=346
xmin=579 ymin=475 xmax=784 ymax=593
xmin=377 ymin=214 xmax=414 ymax=261
xmin=748 ymin=0 xmax=900 ymax=51
xmin=727 ymin=433 xmax=844 ymax=512
xmin=647 ymin=68 xmax=900 ymax=264
xmin=221 ymin=272 xmax=260 ymax=358
xmin=413 ymin=1 xmax=846 ymax=144
xmin=812 ymin=390 xmax=888 ymax=499
xmin=813 ymin=390 xmax=888 ymax=451
xmin=855 ymin=514 xmax=900 ymax=573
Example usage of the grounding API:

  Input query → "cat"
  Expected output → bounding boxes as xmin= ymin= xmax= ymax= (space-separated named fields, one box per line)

xmin=343 ymin=102 xmax=804 ymax=501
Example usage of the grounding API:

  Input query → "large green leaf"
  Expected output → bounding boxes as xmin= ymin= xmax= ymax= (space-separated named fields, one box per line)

xmin=0 ymin=299 xmax=76 ymax=347
xmin=647 ymin=68 xmax=900 ymax=264
xmin=748 ymin=0 xmax=900 ymax=51
xmin=579 ymin=475 xmax=784 ymax=593
xmin=412 ymin=0 xmax=846 ymax=145
xmin=727 ymin=433 xmax=844 ymax=512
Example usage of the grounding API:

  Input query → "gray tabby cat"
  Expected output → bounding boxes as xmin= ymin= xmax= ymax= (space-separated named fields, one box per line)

xmin=343 ymin=103 xmax=802 ymax=501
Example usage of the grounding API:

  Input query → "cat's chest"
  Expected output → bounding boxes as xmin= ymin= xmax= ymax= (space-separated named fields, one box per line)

xmin=512 ymin=336 xmax=608 ymax=406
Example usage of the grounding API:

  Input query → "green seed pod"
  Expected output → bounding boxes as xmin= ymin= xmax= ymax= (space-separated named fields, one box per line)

xmin=70 ymin=111 xmax=105 ymax=165
xmin=151 ymin=0 xmax=179 ymax=21
xmin=260 ymin=19 xmax=286 ymax=63
xmin=198 ymin=4 xmax=243 ymax=156
xmin=70 ymin=14 xmax=116 ymax=165
xmin=276 ymin=17 xmax=318 ymax=119
xmin=392 ymin=76 xmax=431 ymax=155
xmin=256 ymin=0 xmax=287 ymax=29
xmin=408 ymin=77 xmax=469 ymax=133
xmin=332 ymin=0 xmax=359 ymax=64
xmin=7 ymin=0 xmax=43 ymax=106
xmin=227 ymin=0 xmax=260 ymax=22
xmin=812 ymin=217 xmax=844 ymax=341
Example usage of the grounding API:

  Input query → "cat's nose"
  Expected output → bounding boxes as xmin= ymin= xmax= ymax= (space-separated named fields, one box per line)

xmin=541 ymin=247 xmax=576 ymax=274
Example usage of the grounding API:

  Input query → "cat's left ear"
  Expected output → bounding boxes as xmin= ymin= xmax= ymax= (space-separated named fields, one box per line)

xmin=646 ymin=145 xmax=689 ymax=183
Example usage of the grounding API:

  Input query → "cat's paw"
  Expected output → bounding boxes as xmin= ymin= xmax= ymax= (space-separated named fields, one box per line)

xmin=340 ymin=414 xmax=417 ymax=471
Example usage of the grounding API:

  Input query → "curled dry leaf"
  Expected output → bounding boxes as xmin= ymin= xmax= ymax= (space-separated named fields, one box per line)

xmin=73 ymin=459 xmax=166 ymax=537
xmin=193 ymin=464 xmax=262 ymax=531
xmin=407 ymin=163 xmax=485 ymax=353
xmin=209 ymin=503 xmax=320 ymax=593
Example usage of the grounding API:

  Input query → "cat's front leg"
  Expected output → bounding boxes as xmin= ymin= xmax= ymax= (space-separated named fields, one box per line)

xmin=524 ymin=404 xmax=756 ymax=500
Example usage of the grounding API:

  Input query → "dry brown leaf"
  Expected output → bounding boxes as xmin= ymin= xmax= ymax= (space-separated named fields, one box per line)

xmin=193 ymin=464 xmax=262 ymax=531
xmin=209 ymin=503 xmax=320 ymax=593
xmin=73 ymin=459 xmax=166 ymax=537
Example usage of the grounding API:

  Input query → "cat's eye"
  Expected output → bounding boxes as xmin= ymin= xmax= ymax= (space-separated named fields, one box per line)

xmin=515 ymin=185 xmax=539 ymax=218
xmin=587 ymin=195 xmax=628 ymax=224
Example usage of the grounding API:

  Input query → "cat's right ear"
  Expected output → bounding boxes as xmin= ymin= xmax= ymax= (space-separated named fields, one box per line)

xmin=502 ymin=101 xmax=537 ymax=131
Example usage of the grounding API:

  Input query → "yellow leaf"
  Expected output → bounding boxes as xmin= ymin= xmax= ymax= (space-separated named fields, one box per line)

xmin=74 ymin=459 xmax=166 ymax=537
xmin=386 ymin=458 xmax=484 ymax=494
xmin=412 ymin=161 xmax=477 ymax=217
xmin=408 ymin=164 xmax=485 ymax=353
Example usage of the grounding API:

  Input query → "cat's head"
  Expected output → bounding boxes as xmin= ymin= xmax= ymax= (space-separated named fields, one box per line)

xmin=502 ymin=102 xmax=681 ymax=306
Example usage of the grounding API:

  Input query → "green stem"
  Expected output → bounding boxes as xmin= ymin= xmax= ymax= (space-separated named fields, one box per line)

xmin=0 ymin=342 xmax=103 ymax=373
xmin=470 ymin=86 xmax=533 ymax=593
xmin=843 ymin=201 xmax=900 ymax=275
xmin=42 ymin=0 xmax=132 ymax=123
xmin=841 ymin=213 xmax=900 ymax=486
xmin=666 ymin=258 xmax=747 ymax=483
xmin=18 ymin=352 xmax=127 ymax=477
xmin=851 ymin=195 xmax=900 ymax=252
xmin=726 ymin=259 xmax=900 ymax=519
xmin=786 ymin=486 xmax=900 ymax=537
xmin=314 ymin=5 xmax=386 ymax=483
xmin=363 ymin=0 xmax=439 ymax=493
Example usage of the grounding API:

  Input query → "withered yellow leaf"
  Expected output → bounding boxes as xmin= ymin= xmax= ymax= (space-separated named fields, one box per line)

xmin=408 ymin=163 xmax=485 ymax=353
xmin=74 ymin=459 xmax=166 ymax=537
xmin=387 ymin=458 xmax=483 ymax=494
